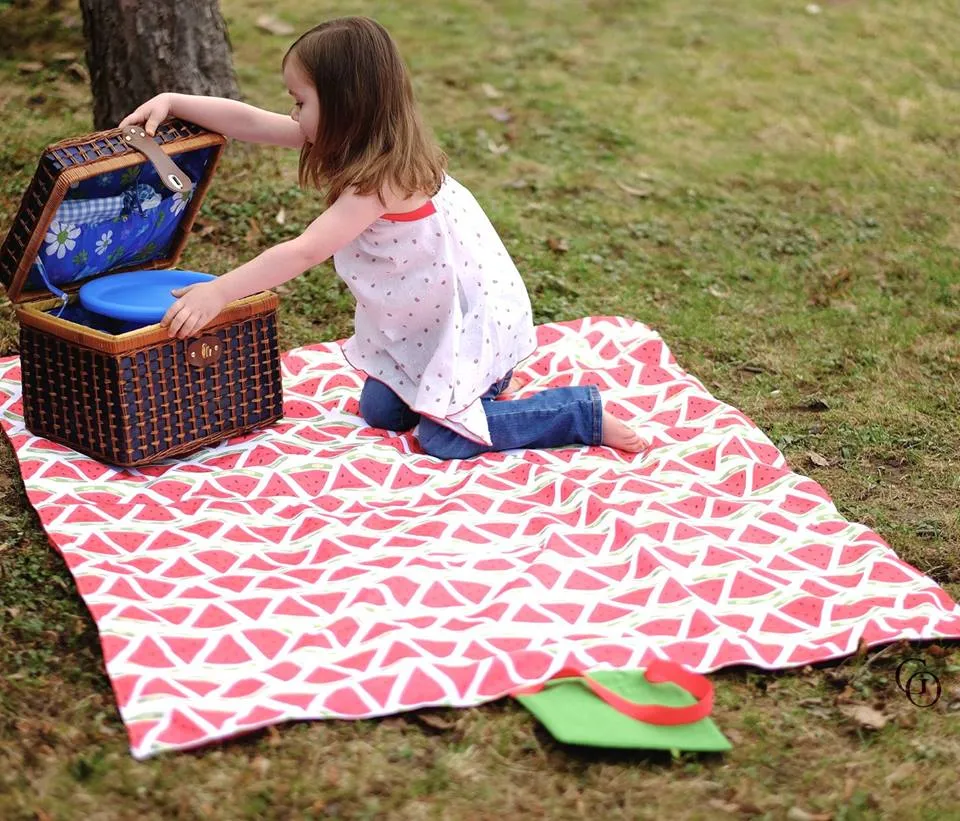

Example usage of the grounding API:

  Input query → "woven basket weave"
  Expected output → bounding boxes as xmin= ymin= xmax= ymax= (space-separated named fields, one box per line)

xmin=2 ymin=119 xmax=284 ymax=467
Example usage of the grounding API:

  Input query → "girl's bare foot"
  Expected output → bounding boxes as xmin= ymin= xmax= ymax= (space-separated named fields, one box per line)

xmin=504 ymin=373 xmax=524 ymax=394
xmin=601 ymin=410 xmax=649 ymax=452
xmin=496 ymin=373 xmax=526 ymax=400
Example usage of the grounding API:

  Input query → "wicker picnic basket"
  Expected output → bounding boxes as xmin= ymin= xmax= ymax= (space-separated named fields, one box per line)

xmin=0 ymin=118 xmax=283 ymax=467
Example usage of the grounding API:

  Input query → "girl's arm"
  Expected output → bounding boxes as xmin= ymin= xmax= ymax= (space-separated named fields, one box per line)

xmin=162 ymin=192 xmax=386 ymax=338
xmin=119 ymin=92 xmax=303 ymax=148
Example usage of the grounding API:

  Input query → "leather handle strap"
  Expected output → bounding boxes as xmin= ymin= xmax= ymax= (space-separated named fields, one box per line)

xmin=120 ymin=126 xmax=194 ymax=194
xmin=512 ymin=659 xmax=714 ymax=726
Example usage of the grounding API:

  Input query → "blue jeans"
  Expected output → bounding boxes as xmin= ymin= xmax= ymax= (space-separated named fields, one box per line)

xmin=359 ymin=371 xmax=603 ymax=459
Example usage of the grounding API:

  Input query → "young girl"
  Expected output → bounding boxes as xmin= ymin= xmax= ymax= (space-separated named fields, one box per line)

xmin=120 ymin=16 xmax=647 ymax=460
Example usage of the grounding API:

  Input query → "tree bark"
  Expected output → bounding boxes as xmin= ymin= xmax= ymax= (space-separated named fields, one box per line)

xmin=79 ymin=0 xmax=240 ymax=130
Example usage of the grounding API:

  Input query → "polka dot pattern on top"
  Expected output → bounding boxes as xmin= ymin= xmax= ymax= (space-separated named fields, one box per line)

xmin=333 ymin=175 xmax=537 ymax=445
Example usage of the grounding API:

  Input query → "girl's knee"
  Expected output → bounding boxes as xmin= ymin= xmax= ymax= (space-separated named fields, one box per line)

xmin=358 ymin=385 xmax=388 ymax=428
xmin=359 ymin=379 xmax=414 ymax=431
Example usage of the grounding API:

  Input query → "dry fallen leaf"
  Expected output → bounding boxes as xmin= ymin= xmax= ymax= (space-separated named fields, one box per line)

xmin=807 ymin=450 xmax=831 ymax=468
xmin=487 ymin=139 xmax=508 ymax=156
xmin=256 ymin=14 xmax=295 ymax=36
xmin=487 ymin=106 xmax=512 ymax=123
xmin=275 ymin=208 xmax=286 ymax=225
xmin=707 ymin=799 xmax=740 ymax=814
xmin=895 ymin=710 xmax=917 ymax=728
xmin=65 ymin=62 xmax=90 ymax=83
xmin=833 ymin=134 xmax=856 ymax=154
xmin=17 ymin=62 xmax=44 ymax=74
xmin=827 ymin=266 xmax=852 ymax=291
xmin=414 ymin=711 xmax=457 ymax=731
xmin=884 ymin=761 xmax=916 ymax=788
xmin=787 ymin=808 xmax=831 ymax=821
xmin=481 ymin=82 xmax=502 ymax=99
xmin=192 ymin=219 xmax=216 ymax=238
xmin=324 ymin=765 xmax=341 ymax=786
xmin=840 ymin=704 xmax=888 ymax=730
xmin=616 ymin=181 xmax=652 ymax=197
xmin=547 ymin=237 xmax=570 ymax=253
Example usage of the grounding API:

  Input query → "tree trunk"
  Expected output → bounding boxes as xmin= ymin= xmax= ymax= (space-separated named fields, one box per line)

xmin=79 ymin=0 xmax=240 ymax=130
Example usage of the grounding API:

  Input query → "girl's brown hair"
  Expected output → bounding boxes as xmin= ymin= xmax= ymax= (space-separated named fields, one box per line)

xmin=283 ymin=17 xmax=446 ymax=206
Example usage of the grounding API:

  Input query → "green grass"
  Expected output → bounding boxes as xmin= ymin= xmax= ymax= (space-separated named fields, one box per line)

xmin=2 ymin=0 xmax=960 ymax=818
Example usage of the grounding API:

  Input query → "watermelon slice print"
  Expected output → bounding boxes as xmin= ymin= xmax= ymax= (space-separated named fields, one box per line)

xmin=0 ymin=316 xmax=957 ymax=762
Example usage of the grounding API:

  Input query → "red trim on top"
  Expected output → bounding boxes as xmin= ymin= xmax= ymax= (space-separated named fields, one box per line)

xmin=382 ymin=200 xmax=437 ymax=222
xmin=512 ymin=659 xmax=714 ymax=726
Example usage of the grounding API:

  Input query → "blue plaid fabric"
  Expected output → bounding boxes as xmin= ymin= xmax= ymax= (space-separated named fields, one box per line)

xmin=56 ymin=184 xmax=162 ymax=226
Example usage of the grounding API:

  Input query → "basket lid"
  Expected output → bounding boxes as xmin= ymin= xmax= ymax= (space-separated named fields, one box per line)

xmin=0 ymin=118 xmax=225 ymax=305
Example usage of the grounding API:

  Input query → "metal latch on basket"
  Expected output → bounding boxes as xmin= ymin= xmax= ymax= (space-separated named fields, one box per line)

xmin=121 ymin=126 xmax=194 ymax=194
xmin=186 ymin=335 xmax=223 ymax=367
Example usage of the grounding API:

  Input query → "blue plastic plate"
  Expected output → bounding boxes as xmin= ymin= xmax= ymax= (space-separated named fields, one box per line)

xmin=79 ymin=269 xmax=215 ymax=323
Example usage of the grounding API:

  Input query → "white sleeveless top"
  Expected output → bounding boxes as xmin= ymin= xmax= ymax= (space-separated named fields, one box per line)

xmin=333 ymin=175 xmax=537 ymax=445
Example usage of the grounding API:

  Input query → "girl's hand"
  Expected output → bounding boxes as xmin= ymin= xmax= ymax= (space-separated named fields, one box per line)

xmin=161 ymin=281 xmax=227 ymax=339
xmin=119 ymin=93 xmax=173 ymax=135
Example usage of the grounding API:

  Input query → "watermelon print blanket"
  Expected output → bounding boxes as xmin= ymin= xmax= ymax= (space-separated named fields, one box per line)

xmin=1 ymin=316 xmax=958 ymax=760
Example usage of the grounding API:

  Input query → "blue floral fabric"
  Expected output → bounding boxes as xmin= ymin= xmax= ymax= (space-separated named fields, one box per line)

xmin=27 ymin=147 xmax=216 ymax=294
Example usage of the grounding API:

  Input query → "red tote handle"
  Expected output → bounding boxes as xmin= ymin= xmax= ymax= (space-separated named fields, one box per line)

xmin=513 ymin=659 xmax=713 ymax=726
